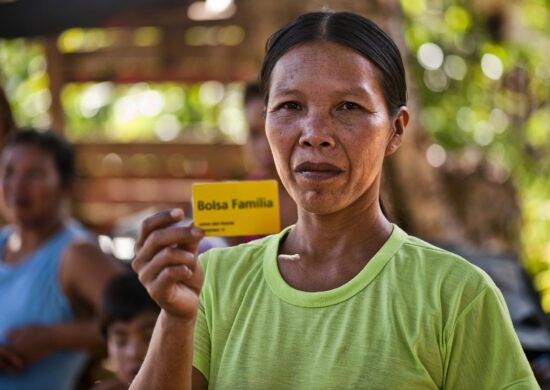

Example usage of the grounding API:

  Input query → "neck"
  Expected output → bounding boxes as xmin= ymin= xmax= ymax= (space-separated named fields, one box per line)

xmin=283 ymin=195 xmax=393 ymax=267
xmin=8 ymin=217 xmax=65 ymax=258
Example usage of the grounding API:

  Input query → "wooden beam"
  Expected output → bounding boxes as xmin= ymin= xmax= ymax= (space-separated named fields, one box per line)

xmin=44 ymin=36 xmax=65 ymax=133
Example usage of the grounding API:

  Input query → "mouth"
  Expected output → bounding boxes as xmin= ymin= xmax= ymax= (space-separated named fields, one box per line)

xmin=294 ymin=161 xmax=343 ymax=180
xmin=12 ymin=197 xmax=30 ymax=208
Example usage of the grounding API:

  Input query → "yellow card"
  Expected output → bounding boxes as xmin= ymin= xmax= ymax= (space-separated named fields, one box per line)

xmin=192 ymin=180 xmax=280 ymax=236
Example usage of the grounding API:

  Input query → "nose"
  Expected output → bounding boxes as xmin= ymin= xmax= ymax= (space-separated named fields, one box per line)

xmin=125 ymin=338 xmax=147 ymax=360
xmin=298 ymin=110 xmax=336 ymax=149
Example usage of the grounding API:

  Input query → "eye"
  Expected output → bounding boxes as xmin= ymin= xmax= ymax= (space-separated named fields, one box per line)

xmin=29 ymin=169 xmax=43 ymax=179
xmin=281 ymin=101 xmax=301 ymax=110
xmin=113 ymin=335 xmax=128 ymax=348
xmin=0 ymin=166 xmax=12 ymax=180
xmin=339 ymin=102 xmax=361 ymax=111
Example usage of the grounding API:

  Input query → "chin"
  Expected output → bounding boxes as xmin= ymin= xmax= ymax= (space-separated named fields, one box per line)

xmin=18 ymin=216 xmax=49 ymax=228
xmin=296 ymin=191 xmax=345 ymax=215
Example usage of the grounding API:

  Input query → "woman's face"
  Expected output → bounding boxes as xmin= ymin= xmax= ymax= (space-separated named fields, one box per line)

xmin=265 ymin=40 xmax=407 ymax=215
xmin=0 ymin=144 xmax=66 ymax=227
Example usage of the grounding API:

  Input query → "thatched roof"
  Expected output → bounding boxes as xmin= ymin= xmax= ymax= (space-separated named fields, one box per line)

xmin=0 ymin=0 xmax=186 ymax=38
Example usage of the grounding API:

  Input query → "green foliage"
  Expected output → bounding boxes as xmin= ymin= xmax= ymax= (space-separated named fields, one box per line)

xmin=0 ymin=39 xmax=51 ymax=128
xmin=60 ymin=81 xmax=246 ymax=143
xmin=400 ymin=0 xmax=550 ymax=310
xmin=0 ymin=39 xmax=247 ymax=143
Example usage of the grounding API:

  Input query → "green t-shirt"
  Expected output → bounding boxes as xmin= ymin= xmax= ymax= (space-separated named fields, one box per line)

xmin=193 ymin=225 xmax=538 ymax=389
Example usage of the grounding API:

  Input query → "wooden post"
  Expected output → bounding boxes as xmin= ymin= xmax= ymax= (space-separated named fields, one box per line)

xmin=43 ymin=36 xmax=65 ymax=134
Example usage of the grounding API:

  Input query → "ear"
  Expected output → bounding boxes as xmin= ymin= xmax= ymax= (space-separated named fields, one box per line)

xmin=385 ymin=106 xmax=409 ymax=156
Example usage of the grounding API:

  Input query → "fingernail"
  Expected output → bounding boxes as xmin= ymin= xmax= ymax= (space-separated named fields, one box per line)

xmin=191 ymin=227 xmax=203 ymax=237
xmin=170 ymin=208 xmax=184 ymax=219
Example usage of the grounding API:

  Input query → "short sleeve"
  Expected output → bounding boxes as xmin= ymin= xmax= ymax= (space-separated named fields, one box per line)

xmin=192 ymin=304 xmax=210 ymax=380
xmin=443 ymin=284 xmax=539 ymax=389
xmin=192 ymin=255 xmax=211 ymax=380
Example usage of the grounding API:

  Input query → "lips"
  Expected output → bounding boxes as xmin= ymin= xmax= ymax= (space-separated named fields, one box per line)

xmin=294 ymin=161 xmax=343 ymax=180
xmin=13 ymin=197 xmax=31 ymax=208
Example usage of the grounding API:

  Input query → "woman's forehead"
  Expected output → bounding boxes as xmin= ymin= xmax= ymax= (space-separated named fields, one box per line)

xmin=268 ymin=41 xmax=382 ymax=98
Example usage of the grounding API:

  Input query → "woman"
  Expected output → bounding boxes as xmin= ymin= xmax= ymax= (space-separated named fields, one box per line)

xmin=0 ymin=129 xmax=122 ymax=389
xmin=131 ymin=12 xmax=537 ymax=389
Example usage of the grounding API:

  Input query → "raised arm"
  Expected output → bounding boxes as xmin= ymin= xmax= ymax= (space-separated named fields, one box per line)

xmin=130 ymin=209 xmax=208 ymax=390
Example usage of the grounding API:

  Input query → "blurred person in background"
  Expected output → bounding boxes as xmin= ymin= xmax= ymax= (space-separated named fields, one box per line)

xmin=0 ymin=128 xmax=122 ymax=390
xmin=0 ymin=84 xmax=16 ymax=226
xmin=91 ymin=272 xmax=160 ymax=390
xmin=244 ymin=82 xmax=297 ymax=231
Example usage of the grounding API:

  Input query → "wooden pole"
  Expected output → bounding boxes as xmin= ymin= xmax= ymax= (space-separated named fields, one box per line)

xmin=43 ymin=36 xmax=65 ymax=134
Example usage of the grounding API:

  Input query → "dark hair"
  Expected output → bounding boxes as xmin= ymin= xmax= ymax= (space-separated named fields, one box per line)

xmin=260 ymin=11 xmax=407 ymax=114
xmin=5 ymin=128 xmax=75 ymax=188
xmin=244 ymin=82 xmax=263 ymax=105
xmin=100 ymin=272 xmax=160 ymax=338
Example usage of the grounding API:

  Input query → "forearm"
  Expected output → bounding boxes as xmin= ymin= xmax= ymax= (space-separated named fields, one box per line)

xmin=130 ymin=310 xmax=196 ymax=390
xmin=47 ymin=320 xmax=104 ymax=352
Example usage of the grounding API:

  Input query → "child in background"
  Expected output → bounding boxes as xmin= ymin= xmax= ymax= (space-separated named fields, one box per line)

xmin=91 ymin=273 xmax=160 ymax=390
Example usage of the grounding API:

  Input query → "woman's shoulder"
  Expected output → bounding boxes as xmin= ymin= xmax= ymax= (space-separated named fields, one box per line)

xmin=396 ymin=231 xmax=497 ymax=293
xmin=401 ymin=233 xmax=486 ymax=271
xmin=391 ymin=231 xmax=508 ymax=327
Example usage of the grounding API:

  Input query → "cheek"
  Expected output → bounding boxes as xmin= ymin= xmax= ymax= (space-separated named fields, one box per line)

xmin=43 ymin=175 xmax=64 ymax=192
xmin=38 ymin=182 xmax=65 ymax=202
xmin=108 ymin=344 xmax=126 ymax=368
xmin=350 ymin=138 xmax=387 ymax=179
xmin=1 ymin=181 xmax=10 ymax=196
xmin=266 ymin=118 xmax=293 ymax=157
xmin=264 ymin=137 xmax=286 ymax=173
xmin=264 ymin=128 xmax=279 ymax=157
xmin=24 ymin=175 xmax=61 ymax=195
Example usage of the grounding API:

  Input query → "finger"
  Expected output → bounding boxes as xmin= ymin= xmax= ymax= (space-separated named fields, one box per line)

xmin=146 ymin=265 xmax=193 ymax=308
xmin=151 ymin=264 xmax=203 ymax=302
xmin=0 ymin=360 xmax=19 ymax=375
xmin=0 ymin=348 xmax=23 ymax=373
xmin=138 ymin=247 xmax=198 ymax=285
xmin=136 ymin=209 xmax=185 ymax=250
xmin=133 ymin=225 xmax=203 ymax=271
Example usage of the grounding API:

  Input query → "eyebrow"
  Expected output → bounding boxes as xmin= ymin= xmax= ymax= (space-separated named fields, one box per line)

xmin=271 ymin=86 xmax=373 ymax=97
xmin=339 ymin=87 xmax=380 ymax=108
xmin=268 ymin=85 xmax=379 ymax=108
xmin=270 ymin=88 xmax=302 ymax=97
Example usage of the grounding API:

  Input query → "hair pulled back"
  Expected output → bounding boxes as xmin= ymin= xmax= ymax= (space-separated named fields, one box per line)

xmin=260 ymin=11 xmax=407 ymax=114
